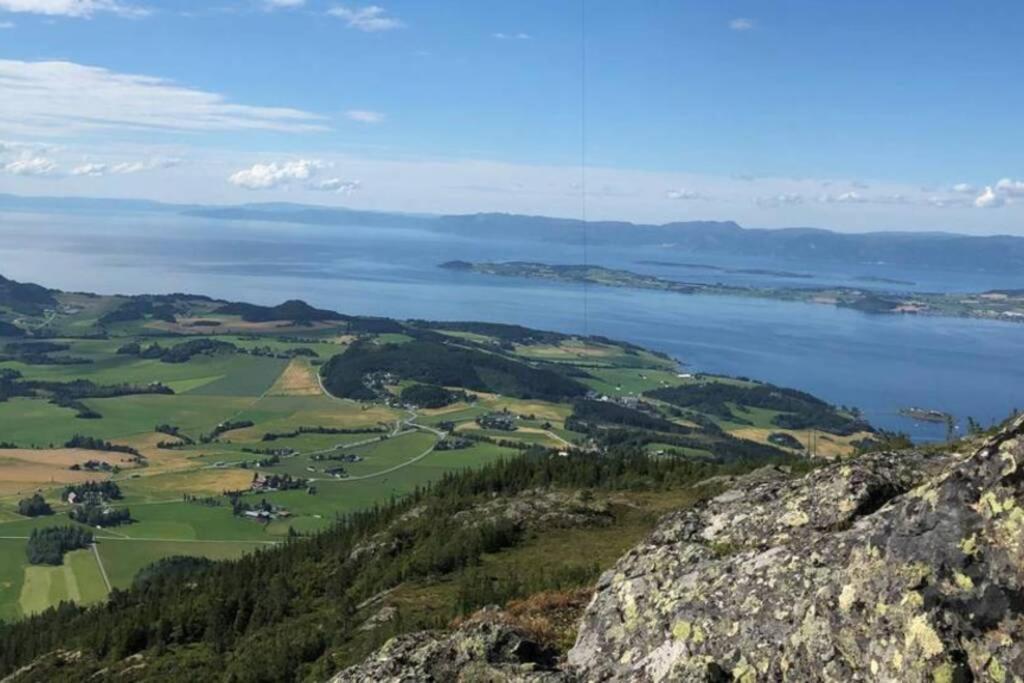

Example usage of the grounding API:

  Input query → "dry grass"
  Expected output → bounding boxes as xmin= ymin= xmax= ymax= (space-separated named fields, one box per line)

xmin=517 ymin=341 xmax=615 ymax=359
xmin=472 ymin=394 xmax=571 ymax=422
xmin=129 ymin=467 xmax=255 ymax=495
xmin=729 ymin=427 xmax=873 ymax=459
xmin=0 ymin=449 xmax=120 ymax=495
xmin=267 ymin=359 xmax=322 ymax=396
xmin=454 ymin=588 xmax=594 ymax=653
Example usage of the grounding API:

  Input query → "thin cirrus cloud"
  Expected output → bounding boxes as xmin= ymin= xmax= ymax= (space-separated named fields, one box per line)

xmin=493 ymin=32 xmax=530 ymax=40
xmin=344 ymin=109 xmax=384 ymax=124
xmin=2 ymin=154 xmax=58 ymax=176
xmin=0 ymin=0 xmax=146 ymax=17
xmin=0 ymin=60 xmax=328 ymax=137
xmin=729 ymin=18 xmax=754 ymax=31
xmin=228 ymin=159 xmax=361 ymax=195
xmin=71 ymin=157 xmax=181 ymax=176
xmin=666 ymin=188 xmax=705 ymax=200
xmin=327 ymin=5 xmax=402 ymax=32
xmin=314 ymin=178 xmax=361 ymax=194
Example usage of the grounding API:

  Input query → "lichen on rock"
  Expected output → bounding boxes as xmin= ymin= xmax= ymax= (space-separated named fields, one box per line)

xmin=567 ymin=416 xmax=1024 ymax=681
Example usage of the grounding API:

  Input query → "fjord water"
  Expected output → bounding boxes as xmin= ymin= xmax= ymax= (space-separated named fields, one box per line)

xmin=3 ymin=208 xmax=1022 ymax=441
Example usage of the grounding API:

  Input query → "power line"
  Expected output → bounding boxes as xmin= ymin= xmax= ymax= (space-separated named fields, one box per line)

xmin=580 ymin=0 xmax=589 ymax=339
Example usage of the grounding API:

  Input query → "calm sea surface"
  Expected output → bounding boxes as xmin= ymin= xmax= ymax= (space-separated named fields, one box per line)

xmin=3 ymin=208 xmax=1023 ymax=441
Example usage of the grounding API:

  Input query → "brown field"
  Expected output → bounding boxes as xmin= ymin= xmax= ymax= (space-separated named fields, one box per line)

xmin=118 ymin=433 xmax=197 ymax=474
xmin=728 ymin=427 xmax=873 ymax=459
xmin=267 ymin=359 xmax=322 ymax=396
xmin=0 ymin=449 xmax=120 ymax=495
xmin=127 ymin=467 xmax=255 ymax=496
xmin=516 ymin=341 xmax=616 ymax=359
xmin=227 ymin=400 xmax=400 ymax=441
xmin=475 ymin=395 xmax=571 ymax=422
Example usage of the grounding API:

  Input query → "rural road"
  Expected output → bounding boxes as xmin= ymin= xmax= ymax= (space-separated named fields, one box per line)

xmin=91 ymin=543 xmax=113 ymax=592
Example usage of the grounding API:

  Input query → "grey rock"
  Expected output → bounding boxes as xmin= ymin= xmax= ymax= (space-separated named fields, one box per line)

xmin=567 ymin=417 xmax=1024 ymax=681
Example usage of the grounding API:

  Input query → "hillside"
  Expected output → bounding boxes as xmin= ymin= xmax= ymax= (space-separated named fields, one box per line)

xmin=0 ymin=272 xmax=876 ymax=638
xmin=1 ymin=414 xmax=1020 ymax=681
xmin=0 ymin=273 xmax=887 ymax=681
xmin=339 ymin=416 xmax=1024 ymax=681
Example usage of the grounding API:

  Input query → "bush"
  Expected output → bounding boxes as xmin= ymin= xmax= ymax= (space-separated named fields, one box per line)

xmin=17 ymin=494 xmax=53 ymax=517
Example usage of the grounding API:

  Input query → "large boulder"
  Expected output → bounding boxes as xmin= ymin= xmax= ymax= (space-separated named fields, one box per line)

xmin=567 ymin=417 xmax=1024 ymax=681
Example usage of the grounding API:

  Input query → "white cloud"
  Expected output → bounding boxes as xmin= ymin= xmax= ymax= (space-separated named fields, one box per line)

xmin=729 ymin=18 xmax=754 ymax=31
xmin=0 ymin=0 xmax=145 ymax=17
xmin=314 ymin=178 xmax=361 ymax=194
xmin=0 ymin=60 xmax=328 ymax=137
xmin=995 ymin=178 xmax=1024 ymax=197
xmin=228 ymin=159 xmax=327 ymax=190
xmin=756 ymin=193 xmax=804 ymax=207
xmin=493 ymin=32 xmax=530 ymax=40
xmin=72 ymin=156 xmax=181 ymax=176
xmin=328 ymin=5 xmax=402 ymax=31
xmin=951 ymin=182 xmax=976 ymax=194
xmin=344 ymin=109 xmax=384 ymax=124
xmin=974 ymin=186 xmax=1004 ymax=209
xmin=3 ymin=154 xmax=58 ymax=176
xmin=821 ymin=191 xmax=867 ymax=204
xmin=666 ymin=188 xmax=704 ymax=200
xmin=71 ymin=162 xmax=107 ymax=176
xmin=264 ymin=0 xmax=303 ymax=7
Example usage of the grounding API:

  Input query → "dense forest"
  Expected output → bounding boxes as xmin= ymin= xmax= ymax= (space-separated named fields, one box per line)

xmin=646 ymin=381 xmax=870 ymax=435
xmin=25 ymin=527 xmax=94 ymax=566
xmin=213 ymin=300 xmax=346 ymax=324
xmin=321 ymin=339 xmax=588 ymax=402
xmin=399 ymin=383 xmax=468 ymax=408
xmin=0 ymin=274 xmax=57 ymax=316
xmin=566 ymin=398 xmax=693 ymax=434
xmin=0 ymin=446 xmax=808 ymax=681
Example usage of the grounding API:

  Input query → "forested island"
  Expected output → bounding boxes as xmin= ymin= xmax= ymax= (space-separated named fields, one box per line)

xmin=440 ymin=261 xmax=1024 ymax=323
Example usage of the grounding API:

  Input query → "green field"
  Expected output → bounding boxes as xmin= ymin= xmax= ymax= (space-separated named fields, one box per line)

xmin=18 ymin=548 xmax=107 ymax=617
xmin=95 ymin=540 xmax=271 ymax=589
xmin=0 ymin=291 xmax=846 ymax=625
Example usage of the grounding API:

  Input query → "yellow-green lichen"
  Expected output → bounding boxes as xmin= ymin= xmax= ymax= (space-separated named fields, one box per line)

xmin=988 ymin=657 xmax=1006 ymax=683
xmin=671 ymin=620 xmax=692 ymax=641
xmin=953 ymin=572 xmax=974 ymax=591
xmin=932 ymin=662 xmax=954 ymax=683
xmin=905 ymin=615 xmax=945 ymax=659
xmin=779 ymin=509 xmax=810 ymax=527
xmin=838 ymin=584 xmax=857 ymax=612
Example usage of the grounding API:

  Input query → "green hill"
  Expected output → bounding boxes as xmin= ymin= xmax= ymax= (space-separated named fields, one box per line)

xmin=320 ymin=339 xmax=589 ymax=402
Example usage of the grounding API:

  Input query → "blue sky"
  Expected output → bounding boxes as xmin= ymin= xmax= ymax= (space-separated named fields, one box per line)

xmin=0 ymin=0 xmax=1022 ymax=232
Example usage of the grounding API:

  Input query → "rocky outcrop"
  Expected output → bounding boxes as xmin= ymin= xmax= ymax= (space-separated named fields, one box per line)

xmin=347 ymin=489 xmax=613 ymax=565
xmin=341 ymin=417 xmax=1024 ymax=682
xmin=568 ymin=416 xmax=1024 ymax=681
xmin=330 ymin=616 xmax=570 ymax=683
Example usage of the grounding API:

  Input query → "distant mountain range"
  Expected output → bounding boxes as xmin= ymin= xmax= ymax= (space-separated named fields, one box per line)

xmin=4 ymin=193 xmax=1024 ymax=272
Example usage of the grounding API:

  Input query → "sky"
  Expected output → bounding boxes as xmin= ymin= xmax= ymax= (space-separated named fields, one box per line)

xmin=0 ymin=0 xmax=1022 ymax=233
